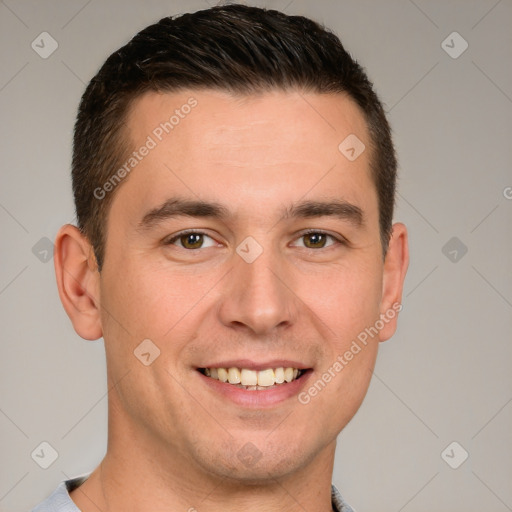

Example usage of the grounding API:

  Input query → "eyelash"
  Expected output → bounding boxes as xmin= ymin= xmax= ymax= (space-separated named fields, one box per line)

xmin=164 ymin=229 xmax=346 ymax=250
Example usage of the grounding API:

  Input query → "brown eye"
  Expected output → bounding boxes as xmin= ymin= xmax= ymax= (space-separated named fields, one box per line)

xmin=166 ymin=231 xmax=217 ymax=250
xmin=179 ymin=233 xmax=204 ymax=249
xmin=303 ymin=232 xmax=328 ymax=248
xmin=291 ymin=230 xmax=342 ymax=250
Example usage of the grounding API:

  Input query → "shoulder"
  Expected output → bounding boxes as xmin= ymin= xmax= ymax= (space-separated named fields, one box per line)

xmin=31 ymin=476 xmax=89 ymax=512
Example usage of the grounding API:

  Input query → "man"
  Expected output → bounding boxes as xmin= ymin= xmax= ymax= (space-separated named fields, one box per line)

xmin=33 ymin=4 xmax=408 ymax=511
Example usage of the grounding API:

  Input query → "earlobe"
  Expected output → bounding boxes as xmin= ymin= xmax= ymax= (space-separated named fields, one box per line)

xmin=54 ymin=224 xmax=103 ymax=341
xmin=379 ymin=222 xmax=409 ymax=342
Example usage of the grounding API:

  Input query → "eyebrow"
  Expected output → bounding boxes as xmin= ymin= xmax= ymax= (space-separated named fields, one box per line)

xmin=137 ymin=197 xmax=364 ymax=231
xmin=282 ymin=199 xmax=363 ymax=226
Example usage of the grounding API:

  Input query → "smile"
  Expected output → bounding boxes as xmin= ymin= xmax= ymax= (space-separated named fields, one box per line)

xmin=198 ymin=366 xmax=304 ymax=390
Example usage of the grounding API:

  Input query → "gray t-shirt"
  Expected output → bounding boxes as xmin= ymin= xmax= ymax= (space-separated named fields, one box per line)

xmin=31 ymin=475 xmax=355 ymax=512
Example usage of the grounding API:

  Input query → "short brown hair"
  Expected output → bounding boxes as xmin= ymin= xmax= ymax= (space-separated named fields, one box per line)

xmin=72 ymin=4 xmax=397 ymax=270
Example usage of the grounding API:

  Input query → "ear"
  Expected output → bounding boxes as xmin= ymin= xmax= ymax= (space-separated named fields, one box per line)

xmin=54 ymin=224 xmax=103 ymax=340
xmin=378 ymin=222 xmax=409 ymax=342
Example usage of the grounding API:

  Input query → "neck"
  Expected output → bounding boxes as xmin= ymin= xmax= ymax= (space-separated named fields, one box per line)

xmin=70 ymin=412 xmax=336 ymax=512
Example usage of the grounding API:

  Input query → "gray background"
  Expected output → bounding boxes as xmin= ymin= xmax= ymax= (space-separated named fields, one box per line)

xmin=1 ymin=0 xmax=511 ymax=511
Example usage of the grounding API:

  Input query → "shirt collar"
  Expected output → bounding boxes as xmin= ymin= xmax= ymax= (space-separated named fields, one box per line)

xmin=331 ymin=484 xmax=355 ymax=512
xmin=63 ymin=476 xmax=354 ymax=511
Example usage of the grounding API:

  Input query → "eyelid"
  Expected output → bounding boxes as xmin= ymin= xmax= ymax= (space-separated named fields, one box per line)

xmin=164 ymin=229 xmax=220 ymax=247
xmin=291 ymin=228 xmax=347 ymax=248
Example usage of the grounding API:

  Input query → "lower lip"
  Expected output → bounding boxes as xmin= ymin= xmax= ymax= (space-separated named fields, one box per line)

xmin=197 ymin=370 xmax=313 ymax=407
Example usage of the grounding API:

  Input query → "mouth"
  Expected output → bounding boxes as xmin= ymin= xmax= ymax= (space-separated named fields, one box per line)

xmin=196 ymin=360 xmax=313 ymax=407
xmin=197 ymin=366 xmax=308 ymax=390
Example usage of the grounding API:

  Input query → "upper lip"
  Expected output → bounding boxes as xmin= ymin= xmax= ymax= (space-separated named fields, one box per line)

xmin=197 ymin=359 xmax=311 ymax=371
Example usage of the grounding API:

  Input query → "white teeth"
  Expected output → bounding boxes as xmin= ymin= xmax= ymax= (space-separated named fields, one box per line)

xmin=202 ymin=366 xmax=303 ymax=388
xmin=228 ymin=367 xmax=241 ymax=384
xmin=217 ymin=368 xmax=228 ymax=382
xmin=257 ymin=369 xmax=275 ymax=387
xmin=240 ymin=369 xmax=258 ymax=386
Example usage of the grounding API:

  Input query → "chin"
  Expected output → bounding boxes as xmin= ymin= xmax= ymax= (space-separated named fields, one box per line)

xmin=192 ymin=435 xmax=325 ymax=485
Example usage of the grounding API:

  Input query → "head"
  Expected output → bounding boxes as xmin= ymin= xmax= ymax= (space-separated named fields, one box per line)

xmin=72 ymin=4 xmax=397 ymax=271
xmin=56 ymin=4 xmax=408 ymax=487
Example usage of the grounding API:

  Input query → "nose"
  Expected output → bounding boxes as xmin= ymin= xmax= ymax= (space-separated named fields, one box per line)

xmin=217 ymin=246 xmax=298 ymax=336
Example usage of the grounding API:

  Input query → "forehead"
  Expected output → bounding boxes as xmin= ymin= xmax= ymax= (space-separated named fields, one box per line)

xmin=126 ymin=88 xmax=369 ymax=160
xmin=115 ymin=89 xmax=375 ymax=221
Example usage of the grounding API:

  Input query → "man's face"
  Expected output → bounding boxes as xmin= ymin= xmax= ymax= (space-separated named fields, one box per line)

xmin=97 ymin=89 xmax=400 ymax=482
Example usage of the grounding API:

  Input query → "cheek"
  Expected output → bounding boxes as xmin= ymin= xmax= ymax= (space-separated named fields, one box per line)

xmin=302 ymin=259 xmax=383 ymax=343
xmin=298 ymin=269 xmax=381 ymax=430
xmin=101 ymin=257 xmax=216 ymax=342
xmin=308 ymin=260 xmax=382 ymax=418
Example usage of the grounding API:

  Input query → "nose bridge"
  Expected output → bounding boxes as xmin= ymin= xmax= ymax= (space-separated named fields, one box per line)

xmin=218 ymin=244 xmax=296 ymax=334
